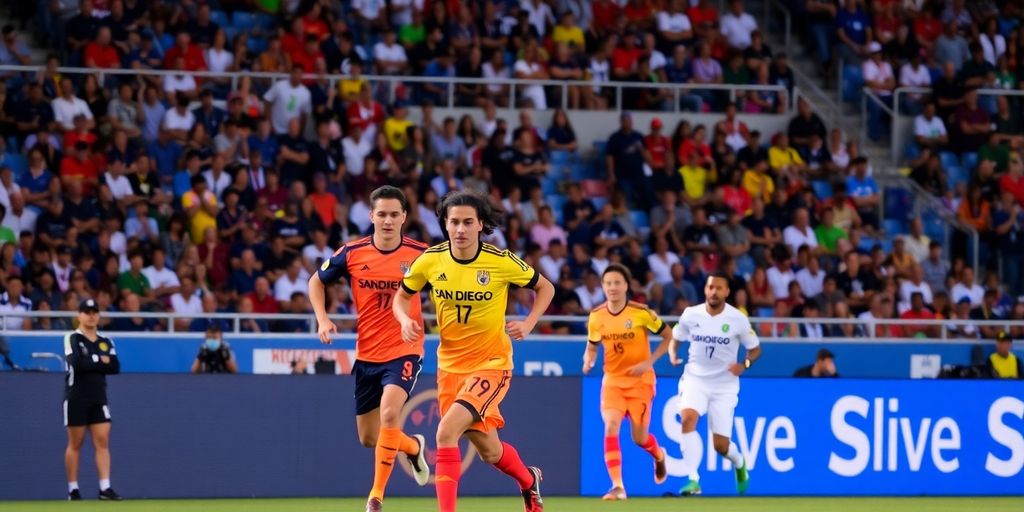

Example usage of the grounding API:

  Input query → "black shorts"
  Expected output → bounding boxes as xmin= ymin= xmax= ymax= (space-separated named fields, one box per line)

xmin=353 ymin=354 xmax=422 ymax=415
xmin=64 ymin=400 xmax=111 ymax=427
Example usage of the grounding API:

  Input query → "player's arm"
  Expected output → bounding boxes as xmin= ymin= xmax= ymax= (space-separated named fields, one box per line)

xmin=669 ymin=312 xmax=690 ymax=366
xmin=730 ymin=320 xmax=762 ymax=376
xmin=64 ymin=333 xmax=101 ymax=373
xmin=309 ymin=247 xmax=349 ymax=344
xmin=506 ymin=273 xmax=554 ymax=341
xmin=583 ymin=313 xmax=600 ymax=374
xmin=395 ymin=254 xmax=430 ymax=343
xmin=100 ymin=339 xmax=120 ymax=375
xmin=630 ymin=312 xmax=672 ymax=375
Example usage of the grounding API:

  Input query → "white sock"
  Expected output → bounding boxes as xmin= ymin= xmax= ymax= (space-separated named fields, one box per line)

xmin=68 ymin=481 xmax=79 ymax=493
xmin=99 ymin=479 xmax=110 ymax=491
xmin=725 ymin=442 xmax=744 ymax=467
xmin=680 ymin=431 xmax=702 ymax=481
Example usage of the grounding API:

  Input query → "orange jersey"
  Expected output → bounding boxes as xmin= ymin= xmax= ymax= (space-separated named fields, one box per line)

xmin=401 ymin=241 xmax=540 ymax=373
xmin=587 ymin=301 xmax=666 ymax=388
xmin=318 ymin=236 xmax=427 ymax=363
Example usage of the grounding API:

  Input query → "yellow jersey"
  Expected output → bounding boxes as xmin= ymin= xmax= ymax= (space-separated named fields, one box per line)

xmin=588 ymin=301 xmax=665 ymax=388
xmin=384 ymin=117 xmax=414 ymax=152
xmin=402 ymin=241 xmax=540 ymax=373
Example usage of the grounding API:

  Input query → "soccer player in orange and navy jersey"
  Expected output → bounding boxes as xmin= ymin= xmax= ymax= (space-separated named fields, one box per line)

xmin=583 ymin=264 xmax=672 ymax=501
xmin=308 ymin=186 xmax=430 ymax=512
xmin=393 ymin=191 xmax=555 ymax=512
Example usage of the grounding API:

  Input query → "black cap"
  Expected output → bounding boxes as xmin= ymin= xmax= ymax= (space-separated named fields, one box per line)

xmin=79 ymin=298 xmax=99 ymax=313
xmin=997 ymin=331 xmax=1012 ymax=343
xmin=206 ymin=322 xmax=222 ymax=333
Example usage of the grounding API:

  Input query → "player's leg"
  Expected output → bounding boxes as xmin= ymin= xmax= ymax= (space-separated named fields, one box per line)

xmin=370 ymin=358 xmax=430 ymax=502
xmin=356 ymin=410 xmax=381 ymax=448
xmin=89 ymin=416 xmax=121 ymax=500
xmin=599 ymin=408 xmax=627 ymax=499
xmin=708 ymin=392 xmax=748 ymax=494
xmin=435 ymin=401 xmax=477 ymax=512
xmin=678 ymin=378 xmax=709 ymax=496
xmin=65 ymin=423 xmax=85 ymax=499
xmin=464 ymin=428 xmax=542 ymax=512
xmin=354 ymin=361 xmax=383 ymax=448
xmin=626 ymin=393 xmax=667 ymax=484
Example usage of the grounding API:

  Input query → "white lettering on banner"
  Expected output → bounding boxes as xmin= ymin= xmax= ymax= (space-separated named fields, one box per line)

xmin=828 ymin=395 xmax=961 ymax=477
xmin=985 ymin=397 xmax=1024 ymax=477
xmin=251 ymin=348 xmax=356 ymax=374
xmin=523 ymin=361 xmax=563 ymax=376
xmin=660 ymin=394 xmax=795 ymax=475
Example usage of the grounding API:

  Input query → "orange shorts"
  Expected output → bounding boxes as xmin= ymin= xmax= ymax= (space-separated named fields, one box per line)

xmin=437 ymin=369 xmax=511 ymax=432
xmin=601 ymin=382 xmax=655 ymax=424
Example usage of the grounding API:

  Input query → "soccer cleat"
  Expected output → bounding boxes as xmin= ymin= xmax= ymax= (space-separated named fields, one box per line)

xmin=735 ymin=458 xmax=750 ymax=495
xmin=679 ymin=480 xmax=702 ymax=496
xmin=365 ymin=497 xmax=382 ymax=512
xmin=68 ymin=489 xmax=81 ymax=501
xmin=97 ymin=488 xmax=123 ymax=501
xmin=654 ymin=447 xmax=667 ymax=484
xmin=408 ymin=434 xmax=430 ymax=486
xmin=601 ymin=486 xmax=627 ymax=500
xmin=521 ymin=466 xmax=544 ymax=512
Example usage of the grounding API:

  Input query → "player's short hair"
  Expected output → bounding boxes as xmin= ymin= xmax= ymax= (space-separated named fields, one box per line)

xmin=369 ymin=185 xmax=409 ymax=212
xmin=706 ymin=271 xmax=731 ymax=287
xmin=437 ymin=191 xmax=503 ymax=236
xmin=602 ymin=263 xmax=633 ymax=283
xmin=816 ymin=348 xmax=835 ymax=361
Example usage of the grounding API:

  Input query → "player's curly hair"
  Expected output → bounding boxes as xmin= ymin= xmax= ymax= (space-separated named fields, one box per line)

xmin=437 ymin=190 xmax=504 ymax=236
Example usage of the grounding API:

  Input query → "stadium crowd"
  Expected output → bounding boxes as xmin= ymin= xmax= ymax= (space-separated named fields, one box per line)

xmin=0 ymin=0 xmax=1020 ymax=341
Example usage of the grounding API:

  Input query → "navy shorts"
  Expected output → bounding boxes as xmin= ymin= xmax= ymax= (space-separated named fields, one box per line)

xmin=353 ymin=354 xmax=422 ymax=415
xmin=64 ymin=400 xmax=111 ymax=427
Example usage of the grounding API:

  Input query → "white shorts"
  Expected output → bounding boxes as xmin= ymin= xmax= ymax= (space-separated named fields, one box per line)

xmin=677 ymin=375 xmax=739 ymax=437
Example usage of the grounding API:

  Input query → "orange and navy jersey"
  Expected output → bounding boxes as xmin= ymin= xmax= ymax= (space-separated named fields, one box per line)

xmin=587 ymin=301 xmax=666 ymax=388
xmin=318 ymin=236 xmax=427 ymax=363
xmin=401 ymin=241 xmax=539 ymax=374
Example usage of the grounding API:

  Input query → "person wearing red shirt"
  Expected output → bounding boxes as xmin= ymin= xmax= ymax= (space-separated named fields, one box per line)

xmin=63 ymin=115 xmax=98 ymax=152
xmin=60 ymin=141 xmax=100 ymax=196
xmin=592 ymin=0 xmax=623 ymax=31
xmin=644 ymin=118 xmax=672 ymax=173
xmin=247 ymin=277 xmax=281 ymax=314
xmin=291 ymin=34 xmax=325 ymax=74
xmin=999 ymin=155 xmax=1024 ymax=207
xmin=722 ymin=171 xmax=752 ymax=215
xmin=281 ymin=18 xmax=306 ymax=59
xmin=302 ymin=3 xmax=330 ymax=41
xmin=623 ymin=0 xmax=654 ymax=28
xmin=913 ymin=8 xmax=943 ymax=54
xmin=346 ymin=83 xmax=385 ymax=139
xmin=677 ymin=125 xmax=714 ymax=169
xmin=688 ymin=0 xmax=720 ymax=40
xmin=900 ymin=292 xmax=937 ymax=338
xmin=163 ymin=31 xmax=207 ymax=71
xmin=611 ymin=33 xmax=644 ymax=79
xmin=84 ymin=27 xmax=120 ymax=69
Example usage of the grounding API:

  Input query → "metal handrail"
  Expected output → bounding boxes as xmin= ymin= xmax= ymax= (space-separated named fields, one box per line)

xmin=860 ymin=87 xmax=895 ymax=146
xmin=764 ymin=0 xmax=793 ymax=53
xmin=0 ymin=64 xmax=792 ymax=113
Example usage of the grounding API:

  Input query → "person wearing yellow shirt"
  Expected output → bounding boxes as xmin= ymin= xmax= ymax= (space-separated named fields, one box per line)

xmin=741 ymin=164 xmax=775 ymax=203
xmin=181 ymin=174 xmax=218 ymax=243
xmin=768 ymin=133 xmax=806 ymax=184
xmin=339 ymin=59 xmax=369 ymax=102
xmin=384 ymin=100 xmax=414 ymax=152
xmin=552 ymin=12 xmax=585 ymax=48
xmin=678 ymin=153 xmax=712 ymax=205
xmin=986 ymin=332 xmax=1022 ymax=379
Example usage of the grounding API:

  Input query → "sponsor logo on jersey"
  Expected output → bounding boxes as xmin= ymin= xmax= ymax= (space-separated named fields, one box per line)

xmin=437 ymin=272 xmax=448 ymax=281
xmin=99 ymin=342 xmax=109 ymax=352
xmin=625 ymin=319 xmax=633 ymax=329
xmin=691 ymin=334 xmax=732 ymax=345
xmin=722 ymin=324 xmax=730 ymax=333
xmin=360 ymin=264 xmax=371 ymax=271
xmin=358 ymin=279 xmax=400 ymax=290
xmin=320 ymin=259 xmax=330 ymax=271
xmin=601 ymin=331 xmax=637 ymax=341
xmin=433 ymin=289 xmax=494 ymax=301
xmin=400 ymin=261 xmax=411 ymax=276
xmin=477 ymin=270 xmax=490 ymax=286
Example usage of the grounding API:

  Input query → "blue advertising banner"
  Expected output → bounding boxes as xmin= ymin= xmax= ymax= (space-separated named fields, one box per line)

xmin=0 ymin=374 xmax=581 ymax=500
xmin=4 ymin=334 xmax=1006 ymax=378
xmin=580 ymin=377 xmax=1024 ymax=496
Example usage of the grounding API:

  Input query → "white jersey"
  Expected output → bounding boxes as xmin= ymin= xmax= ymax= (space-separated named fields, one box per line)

xmin=672 ymin=303 xmax=759 ymax=381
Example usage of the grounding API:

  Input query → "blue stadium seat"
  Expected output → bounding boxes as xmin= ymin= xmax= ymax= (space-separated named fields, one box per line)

xmin=570 ymin=163 xmax=595 ymax=181
xmin=4 ymin=154 xmax=27 ymax=179
xmin=630 ymin=210 xmax=650 ymax=229
xmin=247 ymin=37 xmax=268 ymax=55
xmin=939 ymin=151 xmax=960 ymax=170
xmin=756 ymin=307 xmax=775 ymax=318
xmin=903 ymin=142 xmax=921 ymax=161
xmin=811 ymin=180 xmax=832 ymax=200
xmin=841 ymin=65 xmax=863 ymax=104
xmin=882 ymin=219 xmax=906 ymax=235
xmin=946 ymin=165 xmax=968 ymax=189
xmin=592 ymin=141 xmax=607 ymax=158
xmin=961 ymin=152 xmax=979 ymax=171
xmin=549 ymin=150 xmax=575 ymax=166
xmin=923 ymin=216 xmax=945 ymax=242
xmin=211 ymin=10 xmax=230 ymax=29
xmin=590 ymin=196 xmax=609 ymax=212
xmin=254 ymin=13 xmax=276 ymax=32
xmin=540 ymin=177 xmax=559 ymax=196
xmin=223 ymin=26 xmax=238 ymax=44
xmin=884 ymin=188 xmax=912 ymax=220
xmin=5 ymin=136 xmax=16 ymax=153
xmin=232 ymin=11 xmax=256 ymax=32
xmin=545 ymin=194 xmax=566 ymax=215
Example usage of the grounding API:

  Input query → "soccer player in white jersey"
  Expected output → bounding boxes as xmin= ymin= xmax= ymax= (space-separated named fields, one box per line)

xmin=669 ymin=272 xmax=762 ymax=496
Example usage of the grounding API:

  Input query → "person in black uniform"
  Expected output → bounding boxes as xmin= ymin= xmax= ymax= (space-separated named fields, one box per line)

xmin=190 ymin=324 xmax=238 ymax=374
xmin=63 ymin=298 xmax=123 ymax=501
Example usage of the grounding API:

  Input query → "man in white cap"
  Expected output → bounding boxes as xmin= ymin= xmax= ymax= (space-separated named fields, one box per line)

xmin=862 ymin=41 xmax=894 ymax=140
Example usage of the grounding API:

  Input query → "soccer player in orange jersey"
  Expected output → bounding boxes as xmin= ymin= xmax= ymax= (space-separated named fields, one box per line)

xmin=393 ymin=191 xmax=555 ymax=512
xmin=583 ymin=264 xmax=672 ymax=501
xmin=308 ymin=186 xmax=430 ymax=512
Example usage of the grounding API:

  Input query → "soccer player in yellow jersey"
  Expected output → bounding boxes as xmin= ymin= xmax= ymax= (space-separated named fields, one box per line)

xmin=583 ymin=264 xmax=672 ymax=501
xmin=394 ymin=191 xmax=555 ymax=512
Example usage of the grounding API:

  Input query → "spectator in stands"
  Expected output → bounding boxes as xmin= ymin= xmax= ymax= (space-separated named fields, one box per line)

xmin=993 ymin=96 xmax=1023 ymax=148
xmin=993 ymin=191 xmax=1024 ymax=296
xmin=720 ymin=0 xmax=757 ymax=50
xmin=794 ymin=348 xmax=839 ymax=377
xmin=900 ymin=291 xmax=938 ymax=338
xmin=169 ymin=275 xmax=202 ymax=331
xmin=913 ymin=102 xmax=948 ymax=151
xmin=862 ymin=42 xmax=894 ymax=141
xmin=606 ymin=112 xmax=653 ymax=210
xmin=934 ymin=21 xmax=970 ymax=71
xmin=191 ymin=324 xmax=237 ymax=373
xmin=950 ymin=266 xmax=985 ymax=307
xmin=953 ymin=88 xmax=991 ymax=155
xmin=899 ymin=52 xmax=932 ymax=115
xmin=985 ymin=331 xmax=1022 ymax=378
xmin=84 ymin=26 xmax=119 ymax=70
xmin=141 ymin=247 xmax=179 ymax=302
xmin=835 ymin=0 xmax=871 ymax=64
xmin=804 ymin=0 xmax=837 ymax=71
xmin=783 ymin=207 xmax=819 ymax=257
xmin=788 ymin=98 xmax=827 ymax=156
xmin=691 ymin=42 xmax=723 ymax=110
xmin=51 ymin=79 xmax=93 ymax=132
xmin=108 ymin=292 xmax=159 ymax=332
xmin=263 ymin=65 xmax=311 ymax=136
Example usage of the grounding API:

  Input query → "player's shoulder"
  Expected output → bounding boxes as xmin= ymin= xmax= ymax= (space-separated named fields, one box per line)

xmin=340 ymin=236 xmax=374 ymax=255
xmin=400 ymin=236 xmax=429 ymax=252
xmin=480 ymin=242 xmax=507 ymax=259
xmin=590 ymin=302 xmax=608 ymax=315
xmin=424 ymin=241 xmax=450 ymax=254
xmin=627 ymin=300 xmax=655 ymax=314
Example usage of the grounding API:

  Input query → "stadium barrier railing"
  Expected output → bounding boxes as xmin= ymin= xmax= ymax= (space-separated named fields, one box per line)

xmin=4 ymin=310 xmax=1021 ymax=340
xmin=0 ymin=64 xmax=794 ymax=114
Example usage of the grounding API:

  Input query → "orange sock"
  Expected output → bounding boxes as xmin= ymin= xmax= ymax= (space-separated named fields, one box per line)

xmin=369 ymin=427 xmax=405 ymax=500
xmin=604 ymin=436 xmax=624 ymax=488
xmin=397 ymin=431 xmax=420 ymax=456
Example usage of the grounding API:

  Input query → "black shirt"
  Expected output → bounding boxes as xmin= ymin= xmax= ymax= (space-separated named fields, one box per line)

xmin=683 ymin=224 xmax=718 ymax=249
xmin=36 ymin=209 xmax=72 ymax=241
xmin=833 ymin=269 xmax=879 ymax=298
xmin=64 ymin=330 xmax=120 ymax=404
xmin=793 ymin=364 xmax=839 ymax=377
xmin=278 ymin=135 xmax=310 ymax=185
xmin=737 ymin=145 xmax=769 ymax=170
xmin=308 ymin=139 xmax=344 ymax=177
xmin=606 ymin=129 xmax=646 ymax=180
xmin=63 ymin=197 xmax=98 ymax=228
xmin=512 ymin=148 xmax=546 ymax=196
xmin=788 ymin=113 xmax=827 ymax=148
xmin=482 ymin=144 xmax=516 ymax=195
xmin=932 ymin=76 xmax=964 ymax=120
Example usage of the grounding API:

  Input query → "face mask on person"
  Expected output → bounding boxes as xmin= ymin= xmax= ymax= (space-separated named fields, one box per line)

xmin=205 ymin=338 xmax=221 ymax=351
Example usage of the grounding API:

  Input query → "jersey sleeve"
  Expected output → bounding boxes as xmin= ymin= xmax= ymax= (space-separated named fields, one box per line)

xmin=642 ymin=306 xmax=666 ymax=334
xmin=587 ymin=313 xmax=601 ymax=344
xmin=502 ymin=250 xmax=540 ymax=289
xmin=103 ymin=337 xmax=121 ymax=375
xmin=738 ymin=315 xmax=760 ymax=350
xmin=317 ymin=246 xmax=350 ymax=284
xmin=672 ymin=310 xmax=690 ymax=341
xmin=401 ymin=252 xmax=432 ymax=294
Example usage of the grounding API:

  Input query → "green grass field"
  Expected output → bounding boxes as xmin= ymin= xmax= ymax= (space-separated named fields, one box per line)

xmin=3 ymin=497 xmax=1023 ymax=512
